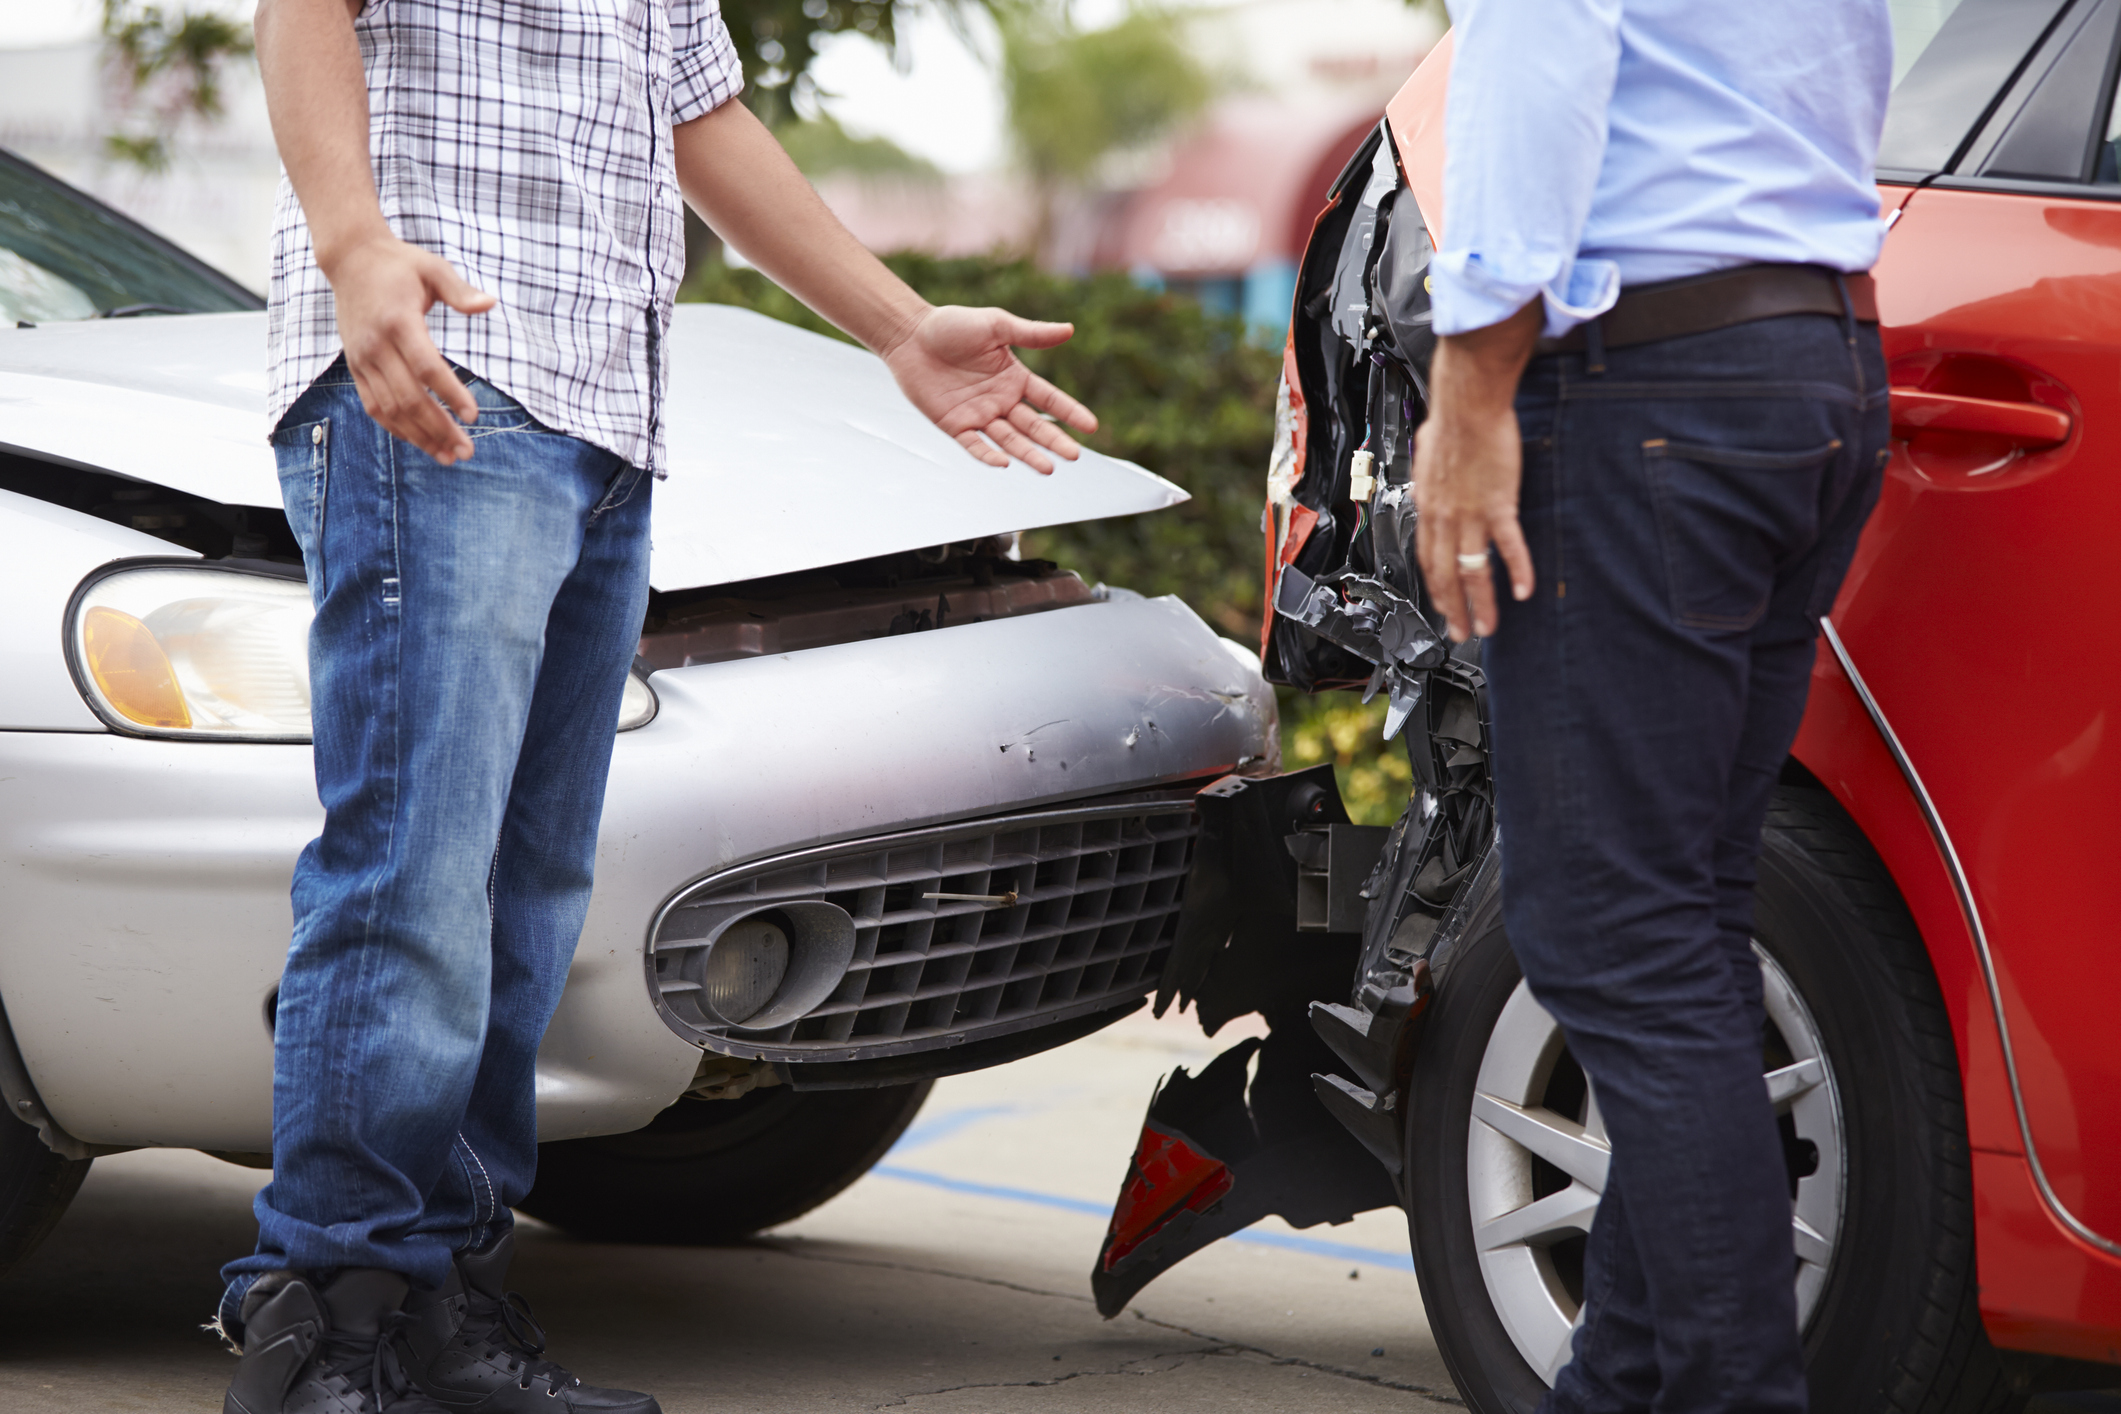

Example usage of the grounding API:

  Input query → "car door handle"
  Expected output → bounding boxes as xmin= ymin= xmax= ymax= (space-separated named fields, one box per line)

xmin=1889 ymin=388 xmax=2071 ymax=448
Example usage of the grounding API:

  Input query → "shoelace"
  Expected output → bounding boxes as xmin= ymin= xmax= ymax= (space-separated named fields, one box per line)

xmin=314 ymin=1310 xmax=424 ymax=1414
xmin=465 ymin=1290 xmax=579 ymax=1392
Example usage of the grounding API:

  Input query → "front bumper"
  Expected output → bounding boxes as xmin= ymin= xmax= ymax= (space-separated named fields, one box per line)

xmin=0 ymin=594 xmax=1273 ymax=1150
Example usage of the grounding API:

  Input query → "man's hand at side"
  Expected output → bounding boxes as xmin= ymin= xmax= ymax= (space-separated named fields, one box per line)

xmin=674 ymin=100 xmax=1096 ymax=472
xmin=1413 ymin=299 xmax=1543 ymax=641
xmin=325 ymin=235 xmax=495 ymax=464
xmin=256 ymin=0 xmax=494 ymax=465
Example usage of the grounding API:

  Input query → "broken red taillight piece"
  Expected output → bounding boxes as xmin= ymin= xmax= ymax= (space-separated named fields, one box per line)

xmin=1099 ymin=1122 xmax=1234 ymax=1272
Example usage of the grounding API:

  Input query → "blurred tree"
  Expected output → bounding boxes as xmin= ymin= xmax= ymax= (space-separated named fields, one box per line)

xmin=724 ymin=0 xmax=1217 ymax=257
xmin=723 ymin=0 xmax=925 ymax=130
xmin=997 ymin=6 xmax=1213 ymax=255
xmin=100 ymin=0 xmax=255 ymax=173
xmin=775 ymin=112 xmax=943 ymax=179
xmin=1279 ymin=692 xmax=1414 ymax=824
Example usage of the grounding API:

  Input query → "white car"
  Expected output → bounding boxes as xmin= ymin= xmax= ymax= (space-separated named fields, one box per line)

xmin=0 ymin=149 xmax=1275 ymax=1268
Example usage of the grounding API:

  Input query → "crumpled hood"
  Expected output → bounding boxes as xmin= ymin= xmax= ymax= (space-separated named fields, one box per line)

xmin=0 ymin=305 xmax=1186 ymax=589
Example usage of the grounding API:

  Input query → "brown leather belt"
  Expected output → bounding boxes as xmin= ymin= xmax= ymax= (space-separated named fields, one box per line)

xmin=1535 ymin=263 xmax=1877 ymax=358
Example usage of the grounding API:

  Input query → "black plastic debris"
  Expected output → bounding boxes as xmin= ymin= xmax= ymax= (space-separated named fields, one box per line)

xmin=1273 ymin=564 xmax=1445 ymax=739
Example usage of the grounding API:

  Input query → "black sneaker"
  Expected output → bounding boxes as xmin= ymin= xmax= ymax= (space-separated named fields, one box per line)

xmin=395 ymin=1231 xmax=659 ymax=1413
xmin=225 ymin=1268 xmax=452 ymax=1414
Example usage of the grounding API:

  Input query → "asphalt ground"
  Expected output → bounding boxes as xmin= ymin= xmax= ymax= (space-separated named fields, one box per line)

xmin=0 ymin=1005 xmax=2112 ymax=1414
xmin=0 ymin=1007 xmax=1455 ymax=1413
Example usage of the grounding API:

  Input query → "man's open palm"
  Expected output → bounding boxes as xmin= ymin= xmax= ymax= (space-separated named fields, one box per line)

xmin=883 ymin=306 xmax=1098 ymax=474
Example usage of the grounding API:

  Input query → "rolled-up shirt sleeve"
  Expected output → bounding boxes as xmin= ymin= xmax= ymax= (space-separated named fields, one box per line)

xmin=1431 ymin=0 xmax=1623 ymax=338
xmin=671 ymin=0 xmax=746 ymax=124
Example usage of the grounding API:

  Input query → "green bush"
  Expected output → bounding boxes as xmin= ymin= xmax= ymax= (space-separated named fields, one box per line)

xmin=681 ymin=253 xmax=1408 ymax=824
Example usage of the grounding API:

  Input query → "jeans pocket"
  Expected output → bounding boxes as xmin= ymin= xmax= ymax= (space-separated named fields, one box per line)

xmin=1643 ymin=435 xmax=1842 ymax=632
xmin=272 ymin=417 xmax=330 ymax=598
xmin=588 ymin=462 xmax=647 ymax=522
xmin=448 ymin=362 xmax=551 ymax=438
xmin=1800 ymin=445 xmax=1892 ymax=621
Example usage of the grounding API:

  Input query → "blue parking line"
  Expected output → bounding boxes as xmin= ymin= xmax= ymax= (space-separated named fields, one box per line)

xmin=1219 ymin=1226 xmax=1414 ymax=1270
xmin=869 ymin=1162 xmax=1415 ymax=1272
xmin=872 ymin=1164 xmax=1109 ymax=1217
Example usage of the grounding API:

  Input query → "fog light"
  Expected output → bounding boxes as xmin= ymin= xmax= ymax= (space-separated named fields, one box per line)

xmin=702 ymin=916 xmax=789 ymax=1025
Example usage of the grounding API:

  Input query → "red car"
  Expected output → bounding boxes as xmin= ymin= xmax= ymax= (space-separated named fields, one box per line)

xmin=1093 ymin=5 xmax=2121 ymax=1411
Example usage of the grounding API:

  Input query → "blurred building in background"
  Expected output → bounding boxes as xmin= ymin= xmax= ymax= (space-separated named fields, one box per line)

xmin=811 ymin=0 xmax=1435 ymax=338
xmin=1095 ymin=93 xmax=1389 ymax=330
xmin=1093 ymin=0 xmax=1431 ymax=333
xmin=0 ymin=0 xmax=1434 ymax=331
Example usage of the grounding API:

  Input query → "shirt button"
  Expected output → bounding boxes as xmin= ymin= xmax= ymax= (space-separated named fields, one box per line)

xmin=312 ymin=424 xmax=324 ymax=445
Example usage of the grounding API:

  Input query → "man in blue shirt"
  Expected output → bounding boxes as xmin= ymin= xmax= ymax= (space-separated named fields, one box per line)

xmin=1412 ymin=2 xmax=1891 ymax=1410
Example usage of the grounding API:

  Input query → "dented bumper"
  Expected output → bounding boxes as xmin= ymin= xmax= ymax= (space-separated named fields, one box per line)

xmin=0 ymin=594 xmax=1274 ymax=1151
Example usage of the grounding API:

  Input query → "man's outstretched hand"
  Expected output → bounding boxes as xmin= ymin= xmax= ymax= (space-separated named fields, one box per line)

xmin=671 ymin=103 xmax=1097 ymax=473
xmin=881 ymin=306 xmax=1097 ymax=473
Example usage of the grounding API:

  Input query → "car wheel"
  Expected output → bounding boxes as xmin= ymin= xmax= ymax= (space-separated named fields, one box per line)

xmin=0 ymin=1113 xmax=91 ymax=1279
xmin=1406 ymin=785 xmax=2020 ymax=1414
xmin=519 ymin=1079 xmax=930 ymax=1244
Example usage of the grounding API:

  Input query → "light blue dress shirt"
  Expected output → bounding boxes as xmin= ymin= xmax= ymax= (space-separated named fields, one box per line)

xmin=1430 ymin=0 xmax=1893 ymax=338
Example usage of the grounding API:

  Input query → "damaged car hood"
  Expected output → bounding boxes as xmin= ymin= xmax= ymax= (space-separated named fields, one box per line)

xmin=0 ymin=305 xmax=1186 ymax=589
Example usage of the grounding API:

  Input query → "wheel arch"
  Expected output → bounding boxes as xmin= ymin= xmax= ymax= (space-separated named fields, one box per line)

xmin=1788 ymin=635 xmax=2008 ymax=1151
xmin=1792 ymin=626 xmax=2121 ymax=1363
xmin=0 ymin=992 xmax=107 ymax=1162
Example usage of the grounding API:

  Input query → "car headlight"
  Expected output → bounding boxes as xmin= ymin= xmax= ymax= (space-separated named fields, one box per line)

xmin=69 ymin=560 xmax=660 ymax=741
xmin=69 ymin=563 xmax=315 ymax=740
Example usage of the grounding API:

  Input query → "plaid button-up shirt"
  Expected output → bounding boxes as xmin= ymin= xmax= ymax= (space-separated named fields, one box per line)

xmin=267 ymin=0 xmax=744 ymax=474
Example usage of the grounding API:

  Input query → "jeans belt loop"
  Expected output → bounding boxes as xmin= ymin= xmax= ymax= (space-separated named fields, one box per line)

xmin=1833 ymin=272 xmax=1858 ymax=349
xmin=1583 ymin=314 xmax=1607 ymax=376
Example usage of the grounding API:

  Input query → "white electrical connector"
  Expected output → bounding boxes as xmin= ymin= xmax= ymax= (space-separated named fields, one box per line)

xmin=1348 ymin=448 xmax=1376 ymax=503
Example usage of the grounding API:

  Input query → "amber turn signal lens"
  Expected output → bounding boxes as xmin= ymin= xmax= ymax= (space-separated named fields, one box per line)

xmin=82 ymin=605 xmax=191 ymax=729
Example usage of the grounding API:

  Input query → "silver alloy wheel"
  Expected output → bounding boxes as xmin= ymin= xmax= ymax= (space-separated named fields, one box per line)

xmin=1465 ymin=945 xmax=1846 ymax=1384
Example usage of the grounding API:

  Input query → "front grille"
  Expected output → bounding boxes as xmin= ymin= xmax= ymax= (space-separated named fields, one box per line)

xmin=648 ymin=800 xmax=1199 ymax=1062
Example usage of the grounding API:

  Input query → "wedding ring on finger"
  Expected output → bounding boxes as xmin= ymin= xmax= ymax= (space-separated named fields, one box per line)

xmin=1456 ymin=552 xmax=1490 ymax=571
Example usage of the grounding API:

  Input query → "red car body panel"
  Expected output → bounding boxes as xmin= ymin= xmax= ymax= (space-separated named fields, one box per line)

xmin=1379 ymin=59 xmax=2121 ymax=1363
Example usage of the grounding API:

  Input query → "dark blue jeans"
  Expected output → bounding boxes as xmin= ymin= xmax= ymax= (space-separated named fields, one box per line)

xmin=1485 ymin=311 xmax=1887 ymax=1414
xmin=219 ymin=360 xmax=653 ymax=1333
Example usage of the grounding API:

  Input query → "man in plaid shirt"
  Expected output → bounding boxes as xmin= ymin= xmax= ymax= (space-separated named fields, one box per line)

xmin=221 ymin=3 xmax=1097 ymax=1412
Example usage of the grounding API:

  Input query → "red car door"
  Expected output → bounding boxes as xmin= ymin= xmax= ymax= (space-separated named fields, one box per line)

xmin=1838 ymin=0 xmax=2121 ymax=1265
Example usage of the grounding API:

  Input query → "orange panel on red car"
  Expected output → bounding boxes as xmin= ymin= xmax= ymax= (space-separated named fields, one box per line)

xmin=1384 ymin=31 xmax=1452 ymax=243
xmin=1836 ymin=183 xmax=2121 ymax=1242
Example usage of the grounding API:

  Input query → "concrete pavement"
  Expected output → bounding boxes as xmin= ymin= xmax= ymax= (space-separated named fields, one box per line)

xmin=4 ymin=1003 xmax=2109 ymax=1413
xmin=0 ymin=1007 xmax=1458 ymax=1413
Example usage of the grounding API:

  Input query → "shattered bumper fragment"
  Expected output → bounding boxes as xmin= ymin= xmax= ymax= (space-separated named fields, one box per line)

xmin=1272 ymin=561 xmax=1446 ymax=739
xmin=1097 ymin=1115 xmax=1234 ymax=1279
xmin=1091 ymin=1028 xmax=1396 ymax=1318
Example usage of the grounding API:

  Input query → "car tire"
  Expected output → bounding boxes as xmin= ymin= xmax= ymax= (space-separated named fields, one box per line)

xmin=519 ymin=1079 xmax=930 ymax=1244
xmin=0 ymin=1113 xmax=91 ymax=1279
xmin=1405 ymin=784 xmax=2020 ymax=1414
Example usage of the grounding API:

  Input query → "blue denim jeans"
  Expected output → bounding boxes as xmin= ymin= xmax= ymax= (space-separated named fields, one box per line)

xmin=1485 ymin=310 xmax=1888 ymax=1414
xmin=219 ymin=359 xmax=653 ymax=1332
